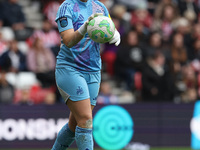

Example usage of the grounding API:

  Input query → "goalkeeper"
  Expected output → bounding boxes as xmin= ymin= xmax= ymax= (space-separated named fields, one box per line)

xmin=52 ymin=0 xmax=120 ymax=150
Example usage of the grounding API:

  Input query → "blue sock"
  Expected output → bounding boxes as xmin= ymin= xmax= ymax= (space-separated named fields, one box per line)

xmin=52 ymin=123 xmax=75 ymax=150
xmin=75 ymin=126 xmax=93 ymax=150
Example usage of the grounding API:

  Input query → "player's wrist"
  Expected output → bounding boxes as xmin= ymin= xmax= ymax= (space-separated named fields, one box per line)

xmin=78 ymin=22 xmax=88 ymax=35
xmin=78 ymin=13 xmax=103 ymax=36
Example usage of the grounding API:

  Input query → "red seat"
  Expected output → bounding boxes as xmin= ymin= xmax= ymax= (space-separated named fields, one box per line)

xmin=134 ymin=72 xmax=142 ymax=90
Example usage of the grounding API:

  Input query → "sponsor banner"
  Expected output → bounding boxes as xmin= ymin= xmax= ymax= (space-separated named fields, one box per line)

xmin=0 ymin=118 xmax=68 ymax=141
xmin=191 ymin=101 xmax=200 ymax=149
xmin=0 ymin=103 xmax=194 ymax=148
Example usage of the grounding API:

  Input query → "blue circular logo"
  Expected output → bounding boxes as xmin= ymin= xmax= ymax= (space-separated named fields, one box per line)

xmin=93 ymin=105 xmax=134 ymax=150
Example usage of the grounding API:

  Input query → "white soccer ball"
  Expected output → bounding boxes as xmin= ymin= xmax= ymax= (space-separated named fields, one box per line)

xmin=87 ymin=15 xmax=115 ymax=43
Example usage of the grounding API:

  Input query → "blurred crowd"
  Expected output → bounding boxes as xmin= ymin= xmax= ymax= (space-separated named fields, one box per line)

xmin=0 ymin=0 xmax=200 ymax=105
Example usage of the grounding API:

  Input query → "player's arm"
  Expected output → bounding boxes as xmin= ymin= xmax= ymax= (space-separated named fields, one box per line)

xmin=59 ymin=13 xmax=103 ymax=48
xmin=61 ymin=29 xmax=84 ymax=48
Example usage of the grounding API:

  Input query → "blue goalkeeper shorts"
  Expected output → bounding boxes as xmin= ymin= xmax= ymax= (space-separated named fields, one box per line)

xmin=55 ymin=66 xmax=101 ymax=106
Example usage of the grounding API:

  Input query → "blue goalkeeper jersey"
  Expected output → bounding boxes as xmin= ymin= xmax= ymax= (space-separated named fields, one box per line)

xmin=55 ymin=0 xmax=109 ymax=72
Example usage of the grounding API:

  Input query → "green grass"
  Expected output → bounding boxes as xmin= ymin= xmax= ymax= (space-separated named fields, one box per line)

xmin=0 ymin=148 xmax=194 ymax=150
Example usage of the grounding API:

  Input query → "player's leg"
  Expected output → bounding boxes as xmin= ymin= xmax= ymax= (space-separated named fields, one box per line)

xmin=51 ymin=112 xmax=76 ymax=150
xmin=66 ymin=71 xmax=99 ymax=150
xmin=68 ymin=105 xmax=95 ymax=132
xmin=67 ymin=98 xmax=94 ymax=150
xmin=66 ymin=72 xmax=100 ymax=150
xmin=68 ymin=112 xmax=77 ymax=132
xmin=52 ymin=67 xmax=94 ymax=150
xmin=52 ymin=106 xmax=95 ymax=150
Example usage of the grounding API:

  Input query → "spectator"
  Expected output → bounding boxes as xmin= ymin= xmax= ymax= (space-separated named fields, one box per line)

xmin=0 ymin=0 xmax=25 ymax=30
xmin=16 ymin=89 xmax=33 ymax=105
xmin=152 ymin=4 xmax=179 ymax=42
xmin=131 ymin=6 xmax=152 ymax=29
xmin=0 ymin=39 xmax=27 ymax=72
xmin=116 ymin=0 xmax=147 ymax=10
xmin=43 ymin=92 xmax=56 ymax=105
xmin=190 ymin=38 xmax=200 ymax=73
xmin=27 ymin=37 xmax=56 ymax=88
xmin=131 ymin=5 xmax=152 ymax=42
xmin=29 ymin=18 xmax=60 ymax=56
xmin=170 ymin=33 xmax=188 ymax=75
xmin=149 ymin=31 xmax=163 ymax=49
xmin=154 ymin=0 xmax=178 ymax=19
xmin=146 ymin=31 xmax=163 ymax=56
xmin=181 ymin=64 xmax=198 ymax=102
xmin=0 ymin=31 xmax=8 ymax=56
xmin=111 ymin=4 xmax=131 ymax=35
xmin=43 ymin=0 xmax=64 ymax=28
xmin=114 ymin=30 xmax=145 ymax=91
xmin=0 ymin=71 xmax=14 ymax=104
xmin=174 ymin=17 xmax=190 ymax=35
xmin=97 ymin=81 xmax=118 ymax=104
xmin=178 ymin=0 xmax=199 ymax=23
xmin=142 ymin=50 xmax=174 ymax=101
xmin=185 ymin=23 xmax=200 ymax=61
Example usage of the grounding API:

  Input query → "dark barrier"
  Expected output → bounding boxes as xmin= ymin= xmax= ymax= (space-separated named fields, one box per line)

xmin=0 ymin=103 xmax=195 ymax=148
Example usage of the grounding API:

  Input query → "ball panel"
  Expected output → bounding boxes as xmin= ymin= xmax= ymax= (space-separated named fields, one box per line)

xmin=87 ymin=15 xmax=115 ymax=43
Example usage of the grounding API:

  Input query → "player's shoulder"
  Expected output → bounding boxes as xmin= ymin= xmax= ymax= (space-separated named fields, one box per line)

xmin=56 ymin=0 xmax=74 ymax=20
xmin=92 ymin=0 xmax=109 ymax=16
xmin=59 ymin=0 xmax=73 ymax=8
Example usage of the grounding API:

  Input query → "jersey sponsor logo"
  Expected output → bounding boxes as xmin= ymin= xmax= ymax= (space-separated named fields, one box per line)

xmin=59 ymin=17 xmax=68 ymax=28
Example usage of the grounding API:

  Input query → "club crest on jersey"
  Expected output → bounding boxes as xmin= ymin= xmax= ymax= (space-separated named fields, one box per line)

xmin=59 ymin=17 xmax=68 ymax=28
xmin=76 ymin=86 xmax=84 ymax=95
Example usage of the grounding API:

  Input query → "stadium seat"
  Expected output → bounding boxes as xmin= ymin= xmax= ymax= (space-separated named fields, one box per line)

xmin=134 ymin=72 xmax=142 ymax=90
xmin=6 ymin=72 xmax=40 ymax=89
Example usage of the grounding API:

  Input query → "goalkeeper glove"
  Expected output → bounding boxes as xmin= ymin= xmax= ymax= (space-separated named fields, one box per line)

xmin=109 ymin=29 xmax=121 ymax=46
xmin=78 ymin=13 xmax=103 ymax=35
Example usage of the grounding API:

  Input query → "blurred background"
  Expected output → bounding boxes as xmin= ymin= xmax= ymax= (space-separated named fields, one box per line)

xmin=0 ymin=0 xmax=200 ymax=149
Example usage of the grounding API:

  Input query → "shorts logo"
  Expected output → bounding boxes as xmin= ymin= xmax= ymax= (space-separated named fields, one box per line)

xmin=77 ymin=86 xmax=84 ymax=95
xmin=93 ymin=96 xmax=97 ymax=101
xmin=59 ymin=17 xmax=68 ymax=28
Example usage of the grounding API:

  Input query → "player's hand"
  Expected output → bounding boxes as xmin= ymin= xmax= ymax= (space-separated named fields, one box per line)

xmin=88 ymin=13 xmax=103 ymax=23
xmin=78 ymin=13 xmax=103 ymax=35
xmin=109 ymin=29 xmax=121 ymax=46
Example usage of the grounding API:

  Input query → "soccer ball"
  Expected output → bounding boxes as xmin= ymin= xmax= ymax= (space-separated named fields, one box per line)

xmin=87 ymin=15 xmax=115 ymax=43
